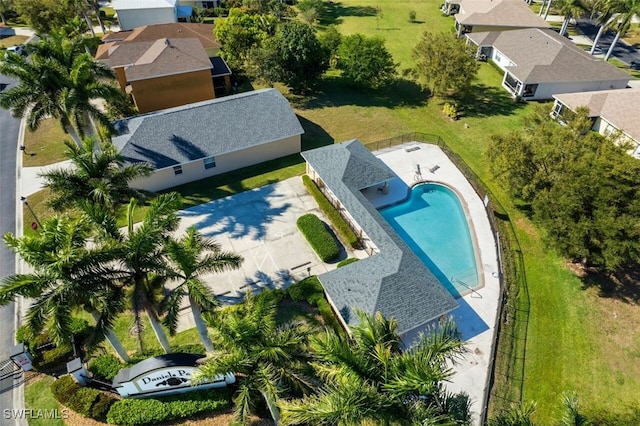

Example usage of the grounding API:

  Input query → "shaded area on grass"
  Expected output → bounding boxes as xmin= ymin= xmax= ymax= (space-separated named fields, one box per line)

xmin=581 ymin=265 xmax=640 ymax=305
xmin=458 ymin=83 xmax=525 ymax=118
xmin=318 ymin=1 xmax=379 ymax=27
xmin=291 ymin=75 xmax=429 ymax=110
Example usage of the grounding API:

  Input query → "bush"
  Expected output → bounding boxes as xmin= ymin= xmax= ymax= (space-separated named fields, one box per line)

xmin=409 ymin=10 xmax=417 ymax=21
xmin=302 ymin=175 xmax=360 ymax=248
xmin=89 ymin=354 xmax=122 ymax=382
xmin=337 ymin=258 xmax=359 ymax=268
xmin=106 ymin=388 xmax=233 ymax=426
xmin=443 ymin=102 xmax=459 ymax=120
xmin=297 ymin=214 xmax=340 ymax=262
xmin=317 ymin=299 xmax=344 ymax=335
xmin=50 ymin=375 xmax=116 ymax=421
xmin=288 ymin=276 xmax=324 ymax=305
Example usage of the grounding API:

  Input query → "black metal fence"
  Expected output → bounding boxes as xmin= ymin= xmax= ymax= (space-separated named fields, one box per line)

xmin=364 ymin=134 xmax=531 ymax=422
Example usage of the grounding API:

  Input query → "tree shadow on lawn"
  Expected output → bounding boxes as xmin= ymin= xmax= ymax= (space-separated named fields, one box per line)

xmin=580 ymin=264 xmax=640 ymax=305
xmin=291 ymin=76 xmax=429 ymax=110
xmin=458 ymin=83 xmax=526 ymax=118
xmin=318 ymin=1 xmax=379 ymax=27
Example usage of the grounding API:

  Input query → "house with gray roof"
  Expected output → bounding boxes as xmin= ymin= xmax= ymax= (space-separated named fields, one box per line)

xmin=443 ymin=0 xmax=550 ymax=37
xmin=466 ymin=28 xmax=630 ymax=100
xmin=301 ymin=140 xmax=458 ymax=339
xmin=552 ymin=88 xmax=640 ymax=158
xmin=113 ymin=88 xmax=304 ymax=192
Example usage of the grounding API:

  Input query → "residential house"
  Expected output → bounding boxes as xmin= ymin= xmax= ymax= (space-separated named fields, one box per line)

xmin=467 ymin=28 xmax=630 ymax=100
xmin=97 ymin=23 xmax=231 ymax=99
xmin=301 ymin=140 xmax=458 ymax=340
xmin=104 ymin=37 xmax=215 ymax=113
xmin=113 ymin=88 xmax=305 ymax=192
xmin=552 ymin=88 xmax=640 ymax=158
xmin=443 ymin=0 xmax=550 ymax=37
xmin=112 ymin=0 xmax=193 ymax=31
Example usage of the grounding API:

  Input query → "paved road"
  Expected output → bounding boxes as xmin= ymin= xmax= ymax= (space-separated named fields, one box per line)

xmin=576 ymin=20 xmax=640 ymax=66
xmin=0 ymin=76 xmax=25 ymax=426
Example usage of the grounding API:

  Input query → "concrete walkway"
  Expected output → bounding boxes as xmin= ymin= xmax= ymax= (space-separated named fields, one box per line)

xmin=21 ymin=160 xmax=73 ymax=197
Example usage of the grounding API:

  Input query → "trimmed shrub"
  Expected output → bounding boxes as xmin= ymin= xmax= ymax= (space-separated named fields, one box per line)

xmin=288 ymin=276 xmax=324 ymax=305
xmin=297 ymin=214 xmax=340 ymax=262
xmin=317 ymin=299 xmax=344 ymax=336
xmin=337 ymin=258 xmax=359 ymax=268
xmin=302 ymin=175 xmax=360 ymax=248
xmin=50 ymin=375 xmax=116 ymax=421
xmin=89 ymin=354 xmax=122 ymax=382
xmin=106 ymin=388 xmax=233 ymax=426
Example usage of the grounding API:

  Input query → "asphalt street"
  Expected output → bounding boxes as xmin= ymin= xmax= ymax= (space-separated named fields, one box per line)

xmin=0 ymin=75 xmax=25 ymax=426
xmin=576 ymin=20 xmax=640 ymax=66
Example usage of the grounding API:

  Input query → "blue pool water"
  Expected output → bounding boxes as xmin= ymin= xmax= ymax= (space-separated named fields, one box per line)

xmin=380 ymin=183 xmax=479 ymax=297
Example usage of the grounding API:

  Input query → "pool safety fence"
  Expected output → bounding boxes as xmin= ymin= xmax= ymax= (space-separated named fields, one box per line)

xmin=366 ymin=134 xmax=531 ymax=423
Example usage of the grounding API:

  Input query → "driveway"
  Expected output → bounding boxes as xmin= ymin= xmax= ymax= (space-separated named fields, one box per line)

xmin=173 ymin=177 xmax=361 ymax=331
xmin=576 ymin=20 xmax=640 ymax=66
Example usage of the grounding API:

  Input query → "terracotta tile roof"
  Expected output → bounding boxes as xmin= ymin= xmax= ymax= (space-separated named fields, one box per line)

xmin=554 ymin=88 xmax=640 ymax=142
xmin=107 ymin=38 xmax=212 ymax=81
xmin=456 ymin=0 xmax=550 ymax=28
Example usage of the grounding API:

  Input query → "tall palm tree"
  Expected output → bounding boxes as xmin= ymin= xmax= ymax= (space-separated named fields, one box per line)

xmin=194 ymin=291 xmax=314 ymax=425
xmin=589 ymin=0 xmax=617 ymax=54
xmin=600 ymin=0 xmax=640 ymax=60
xmin=557 ymin=0 xmax=589 ymax=36
xmin=40 ymin=137 xmax=153 ymax=214
xmin=93 ymin=193 xmax=182 ymax=354
xmin=279 ymin=311 xmax=469 ymax=425
xmin=1 ymin=215 xmax=131 ymax=361
xmin=0 ymin=31 xmax=125 ymax=148
xmin=161 ymin=226 xmax=243 ymax=354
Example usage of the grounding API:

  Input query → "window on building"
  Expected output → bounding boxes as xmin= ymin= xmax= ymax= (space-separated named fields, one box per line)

xmin=203 ymin=156 xmax=216 ymax=169
xmin=202 ymin=1 xmax=216 ymax=7
xmin=173 ymin=165 xmax=183 ymax=175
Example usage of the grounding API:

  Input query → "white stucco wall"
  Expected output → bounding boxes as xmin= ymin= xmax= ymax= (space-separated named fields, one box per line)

xmin=130 ymin=135 xmax=302 ymax=192
xmin=524 ymin=79 xmax=629 ymax=101
xmin=116 ymin=8 xmax=177 ymax=31
xmin=489 ymin=48 xmax=515 ymax=70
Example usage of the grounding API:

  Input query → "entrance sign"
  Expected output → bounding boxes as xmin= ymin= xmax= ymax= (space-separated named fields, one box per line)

xmin=112 ymin=353 xmax=235 ymax=398
xmin=10 ymin=343 xmax=33 ymax=371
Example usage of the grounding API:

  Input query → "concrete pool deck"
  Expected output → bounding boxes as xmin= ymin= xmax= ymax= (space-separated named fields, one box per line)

xmin=173 ymin=142 xmax=500 ymax=425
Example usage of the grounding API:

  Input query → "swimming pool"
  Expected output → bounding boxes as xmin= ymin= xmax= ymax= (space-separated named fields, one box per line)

xmin=380 ymin=183 xmax=479 ymax=297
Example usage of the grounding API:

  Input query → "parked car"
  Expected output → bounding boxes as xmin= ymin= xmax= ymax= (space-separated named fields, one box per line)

xmin=4 ymin=45 xmax=27 ymax=58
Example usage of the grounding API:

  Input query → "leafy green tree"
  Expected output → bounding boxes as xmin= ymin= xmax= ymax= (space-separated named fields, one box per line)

xmin=0 ymin=31 xmax=124 ymax=147
xmin=0 ymin=0 xmax=13 ymax=25
xmin=13 ymin=0 xmax=78 ymax=34
xmin=413 ymin=31 xmax=479 ymax=97
xmin=195 ymin=291 xmax=314 ymax=425
xmin=268 ymin=20 xmax=328 ymax=92
xmin=214 ymin=8 xmax=275 ymax=72
xmin=1 ymin=215 xmax=130 ymax=361
xmin=337 ymin=33 xmax=397 ymax=89
xmin=319 ymin=25 xmax=342 ymax=67
xmin=487 ymin=106 xmax=640 ymax=271
xmin=40 ymin=138 xmax=153 ymax=214
xmin=162 ymin=227 xmax=243 ymax=353
xmin=279 ymin=311 xmax=469 ymax=425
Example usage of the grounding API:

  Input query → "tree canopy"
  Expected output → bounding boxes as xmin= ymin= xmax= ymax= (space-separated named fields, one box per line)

xmin=13 ymin=0 xmax=79 ymax=34
xmin=413 ymin=31 xmax=479 ymax=97
xmin=487 ymin=106 xmax=640 ymax=271
xmin=337 ymin=33 xmax=397 ymax=89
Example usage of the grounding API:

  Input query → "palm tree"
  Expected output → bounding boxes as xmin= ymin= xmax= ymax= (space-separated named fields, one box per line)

xmin=599 ymin=0 xmax=640 ymax=61
xmin=92 ymin=193 xmax=182 ymax=354
xmin=0 ymin=31 xmax=125 ymax=148
xmin=40 ymin=137 xmax=153 ymax=214
xmin=161 ymin=226 xmax=243 ymax=354
xmin=488 ymin=402 xmax=537 ymax=426
xmin=194 ymin=291 xmax=314 ymax=425
xmin=279 ymin=311 xmax=469 ymax=425
xmin=1 ymin=215 xmax=131 ymax=361
xmin=557 ymin=0 xmax=589 ymax=36
xmin=589 ymin=0 xmax=616 ymax=54
xmin=560 ymin=393 xmax=590 ymax=426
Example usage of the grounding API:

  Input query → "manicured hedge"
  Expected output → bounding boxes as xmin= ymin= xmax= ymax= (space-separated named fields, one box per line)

xmin=297 ymin=214 xmax=340 ymax=262
xmin=88 ymin=354 xmax=122 ymax=382
xmin=302 ymin=175 xmax=360 ymax=248
xmin=106 ymin=388 xmax=233 ymax=426
xmin=287 ymin=276 xmax=324 ymax=305
xmin=337 ymin=258 xmax=359 ymax=268
xmin=50 ymin=375 xmax=116 ymax=421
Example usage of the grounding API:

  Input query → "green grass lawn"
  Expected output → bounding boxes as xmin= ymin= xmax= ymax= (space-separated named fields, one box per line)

xmin=22 ymin=118 xmax=71 ymax=167
xmin=24 ymin=375 xmax=66 ymax=426
xmin=0 ymin=35 xmax=29 ymax=49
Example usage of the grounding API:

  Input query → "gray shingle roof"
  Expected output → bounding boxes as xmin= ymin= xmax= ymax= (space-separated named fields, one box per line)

xmin=467 ymin=28 xmax=630 ymax=83
xmin=113 ymin=88 xmax=304 ymax=169
xmin=301 ymin=141 xmax=458 ymax=335
xmin=456 ymin=0 xmax=550 ymax=28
